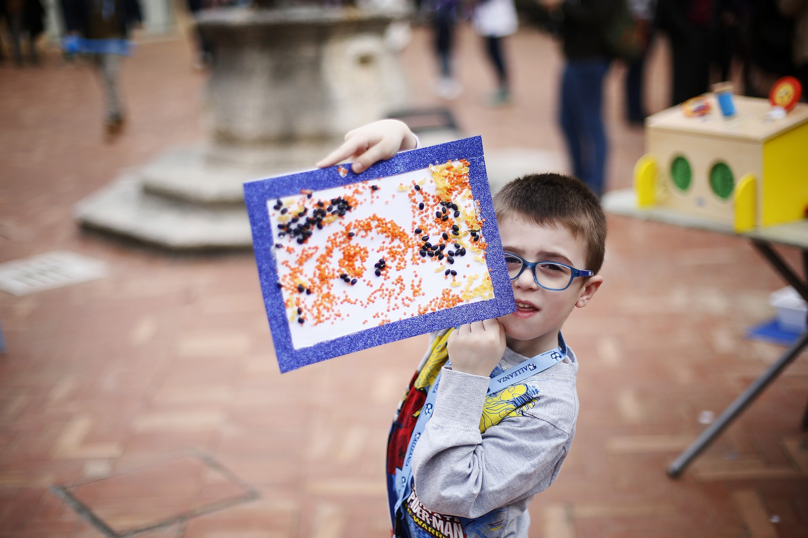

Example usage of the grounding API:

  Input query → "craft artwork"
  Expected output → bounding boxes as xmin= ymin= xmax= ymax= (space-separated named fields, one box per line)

xmin=634 ymin=82 xmax=808 ymax=233
xmin=244 ymin=137 xmax=515 ymax=372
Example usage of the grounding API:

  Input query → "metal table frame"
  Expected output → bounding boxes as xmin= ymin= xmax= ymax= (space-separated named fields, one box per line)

xmin=602 ymin=190 xmax=808 ymax=478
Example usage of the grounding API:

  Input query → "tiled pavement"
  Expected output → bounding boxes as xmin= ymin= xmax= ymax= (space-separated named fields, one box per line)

xmin=1 ymin=21 xmax=807 ymax=538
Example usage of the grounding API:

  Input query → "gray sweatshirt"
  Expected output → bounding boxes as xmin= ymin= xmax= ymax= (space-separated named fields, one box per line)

xmin=409 ymin=345 xmax=579 ymax=538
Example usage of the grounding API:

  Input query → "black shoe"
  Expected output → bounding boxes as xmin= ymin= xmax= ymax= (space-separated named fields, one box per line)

xmin=104 ymin=115 xmax=126 ymax=141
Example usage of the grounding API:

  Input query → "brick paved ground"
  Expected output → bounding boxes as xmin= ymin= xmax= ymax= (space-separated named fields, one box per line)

xmin=1 ymin=21 xmax=807 ymax=538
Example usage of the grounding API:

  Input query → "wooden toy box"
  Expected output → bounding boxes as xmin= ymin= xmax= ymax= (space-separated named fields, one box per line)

xmin=634 ymin=95 xmax=808 ymax=232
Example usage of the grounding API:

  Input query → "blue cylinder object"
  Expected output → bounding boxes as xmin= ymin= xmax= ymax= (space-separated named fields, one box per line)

xmin=716 ymin=91 xmax=736 ymax=117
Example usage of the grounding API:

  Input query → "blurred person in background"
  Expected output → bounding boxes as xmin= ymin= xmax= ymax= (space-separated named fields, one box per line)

xmin=1 ymin=0 xmax=44 ymax=66
xmin=712 ymin=0 xmax=749 ymax=84
xmin=472 ymin=0 xmax=518 ymax=105
xmin=0 ymin=0 xmax=9 ymax=63
xmin=742 ymin=0 xmax=795 ymax=97
xmin=60 ymin=0 xmax=142 ymax=138
xmin=540 ymin=0 xmax=616 ymax=198
xmin=656 ymin=0 xmax=716 ymax=105
xmin=778 ymin=0 xmax=807 ymax=100
xmin=187 ymin=0 xmax=213 ymax=69
xmin=624 ymin=0 xmax=656 ymax=125
xmin=430 ymin=0 xmax=462 ymax=99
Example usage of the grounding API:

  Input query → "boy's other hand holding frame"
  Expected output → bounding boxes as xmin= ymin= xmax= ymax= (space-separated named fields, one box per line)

xmin=448 ymin=319 xmax=508 ymax=377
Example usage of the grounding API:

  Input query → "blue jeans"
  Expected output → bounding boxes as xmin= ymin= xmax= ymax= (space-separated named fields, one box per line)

xmin=559 ymin=58 xmax=611 ymax=197
xmin=625 ymin=55 xmax=646 ymax=123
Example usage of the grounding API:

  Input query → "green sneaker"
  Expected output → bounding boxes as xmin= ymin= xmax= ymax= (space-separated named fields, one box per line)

xmin=486 ymin=88 xmax=511 ymax=107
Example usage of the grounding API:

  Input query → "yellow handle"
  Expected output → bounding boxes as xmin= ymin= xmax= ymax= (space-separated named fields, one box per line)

xmin=634 ymin=155 xmax=657 ymax=208
xmin=734 ymin=174 xmax=757 ymax=233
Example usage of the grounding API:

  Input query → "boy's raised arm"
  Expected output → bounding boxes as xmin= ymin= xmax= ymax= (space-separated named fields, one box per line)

xmin=316 ymin=119 xmax=418 ymax=174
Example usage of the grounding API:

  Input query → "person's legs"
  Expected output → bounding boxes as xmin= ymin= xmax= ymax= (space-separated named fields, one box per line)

xmin=438 ymin=50 xmax=450 ymax=78
xmin=559 ymin=61 xmax=585 ymax=183
xmin=9 ymin=10 xmax=23 ymax=66
xmin=561 ymin=58 xmax=610 ymax=197
xmin=199 ymin=18 xmax=216 ymax=65
xmin=188 ymin=0 xmax=213 ymax=67
xmin=95 ymin=53 xmax=125 ymax=134
xmin=671 ymin=29 xmax=711 ymax=105
xmin=625 ymin=33 xmax=652 ymax=124
xmin=670 ymin=35 xmax=691 ymax=105
xmin=434 ymin=6 xmax=453 ymax=78
xmin=691 ymin=29 xmax=711 ymax=95
xmin=625 ymin=58 xmax=644 ymax=123
xmin=28 ymin=30 xmax=40 ymax=64
xmin=433 ymin=4 xmax=460 ymax=99
xmin=485 ymin=35 xmax=508 ymax=92
xmin=0 ymin=15 xmax=5 ymax=62
xmin=576 ymin=59 xmax=610 ymax=197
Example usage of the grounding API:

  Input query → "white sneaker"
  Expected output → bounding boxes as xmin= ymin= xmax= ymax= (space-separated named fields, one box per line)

xmin=435 ymin=78 xmax=462 ymax=100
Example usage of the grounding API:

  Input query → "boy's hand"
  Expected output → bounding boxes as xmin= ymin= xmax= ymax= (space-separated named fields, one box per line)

xmin=316 ymin=119 xmax=417 ymax=174
xmin=447 ymin=319 xmax=507 ymax=378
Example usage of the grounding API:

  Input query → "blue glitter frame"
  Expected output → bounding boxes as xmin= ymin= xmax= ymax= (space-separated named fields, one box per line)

xmin=244 ymin=136 xmax=515 ymax=373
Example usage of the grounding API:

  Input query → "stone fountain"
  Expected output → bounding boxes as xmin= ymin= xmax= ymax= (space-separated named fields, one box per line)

xmin=75 ymin=0 xmax=410 ymax=250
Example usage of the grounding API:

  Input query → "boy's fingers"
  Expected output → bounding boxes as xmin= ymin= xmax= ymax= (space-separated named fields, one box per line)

xmin=316 ymin=138 xmax=365 ymax=169
xmin=351 ymin=141 xmax=393 ymax=173
xmin=476 ymin=318 xmax=503 ymax=335
xmin=315 ymin=150 xmax=346 ymax=169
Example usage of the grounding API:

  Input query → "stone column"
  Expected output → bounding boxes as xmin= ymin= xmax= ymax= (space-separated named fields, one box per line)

xmin=75 ymin=5 xmax=410 ymax=250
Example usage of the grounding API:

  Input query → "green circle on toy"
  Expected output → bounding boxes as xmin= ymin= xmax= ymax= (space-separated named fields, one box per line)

xmin=670 ymin=156 xmax=692 ymax=191
xmin=710 ymin=162 xmax=734 ymax=199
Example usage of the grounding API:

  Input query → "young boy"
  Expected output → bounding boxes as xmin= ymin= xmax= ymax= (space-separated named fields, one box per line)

xmin=318 ymin=120 xmax=606 ymax=538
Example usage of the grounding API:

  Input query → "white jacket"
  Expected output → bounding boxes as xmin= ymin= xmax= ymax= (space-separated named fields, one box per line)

xmin=472 ymin=0 xmax=519 ymax=37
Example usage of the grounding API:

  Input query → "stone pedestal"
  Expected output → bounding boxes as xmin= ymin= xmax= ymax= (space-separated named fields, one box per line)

xmin=76 ymin=5 xmax=409 ymax=250
xmin=202 ymin=6 xmax=409 ymax=145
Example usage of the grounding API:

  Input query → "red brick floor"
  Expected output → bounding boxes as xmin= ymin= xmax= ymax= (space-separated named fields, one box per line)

xmin=1 ymin=22 xmax=807 ymax=538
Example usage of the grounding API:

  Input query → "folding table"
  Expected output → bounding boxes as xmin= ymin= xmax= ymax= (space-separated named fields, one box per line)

xmin=602 ymin=189 xmax=808 ymax=477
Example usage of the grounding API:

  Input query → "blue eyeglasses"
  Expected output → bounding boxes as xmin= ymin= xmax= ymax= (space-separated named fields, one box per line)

xmin=504 ymin=252 xmax=594 ymax=291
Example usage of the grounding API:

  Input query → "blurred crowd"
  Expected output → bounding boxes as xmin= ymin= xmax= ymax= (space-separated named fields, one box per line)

xmin=652 ymin=0 xmax=807 ymax=105
xmin=1 ymin=0 xmax=805 ymax=191
xmin=417 ymin=0 xmax=807 ymax=197
xmin=0 ymin=0 xmax=44 ymax=65
xmin=423 ymin=0 xmax=807 ymax=109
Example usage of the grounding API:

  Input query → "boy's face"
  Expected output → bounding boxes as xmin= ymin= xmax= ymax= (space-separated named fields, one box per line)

xmin=496 ymin=214 xmax=603 ymax=358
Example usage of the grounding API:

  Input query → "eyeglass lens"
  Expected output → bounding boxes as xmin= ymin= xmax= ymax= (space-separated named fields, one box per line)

xmin=504 ymin=254 xmax=572 ymax=290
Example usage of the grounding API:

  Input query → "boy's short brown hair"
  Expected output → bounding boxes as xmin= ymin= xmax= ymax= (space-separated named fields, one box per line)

xmin=493 ymin=173 xmax=607 ymax=274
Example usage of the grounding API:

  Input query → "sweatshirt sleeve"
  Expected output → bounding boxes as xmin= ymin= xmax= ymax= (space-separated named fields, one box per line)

xmin=410 ymin=367 xmax=572 ymax=519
